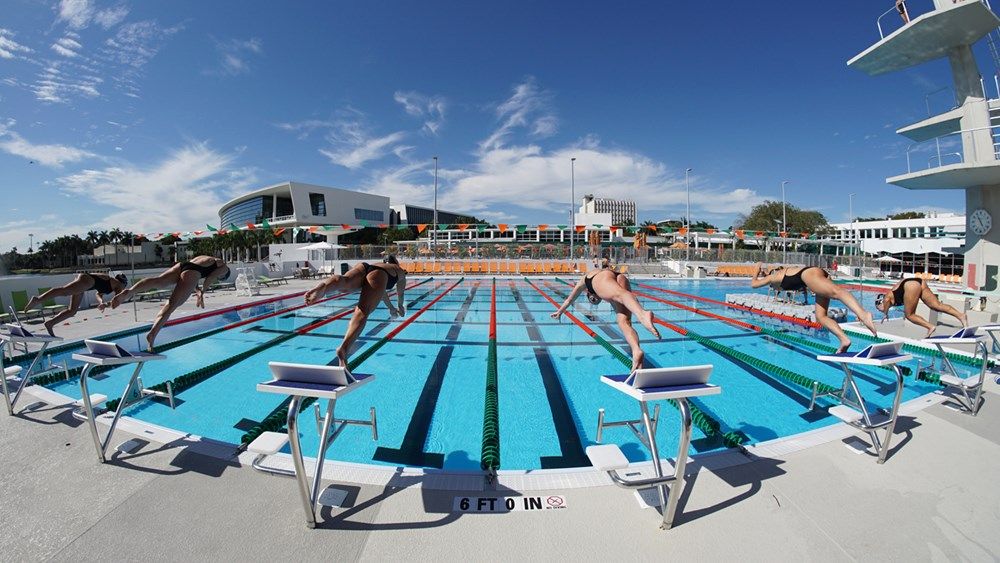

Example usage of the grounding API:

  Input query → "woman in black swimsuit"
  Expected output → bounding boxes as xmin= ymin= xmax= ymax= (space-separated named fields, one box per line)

xmin=551 ymin=259 xmax=661 ymax=372
xmin=876 ymin=277 xmax=967 ymax=337
xmin=23 ymin=272 xmax=128 ymax=336
xmin=752 ymin=264 xmax=878 ymax=353
xmin=304 ymin=255 xmax=408 ymax=369
xmin=110 ymin=255 xmax=230 ymax=350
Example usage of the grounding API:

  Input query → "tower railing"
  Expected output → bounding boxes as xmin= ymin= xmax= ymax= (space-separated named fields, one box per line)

xmin=904 ymin=125 xmax=1000 ymax=173
xmin=875 ymin=0 xmax=994 ymax=39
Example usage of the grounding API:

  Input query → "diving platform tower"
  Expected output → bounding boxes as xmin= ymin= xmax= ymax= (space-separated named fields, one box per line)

xmin=848 ymin=0 xmax=1000 ymax=291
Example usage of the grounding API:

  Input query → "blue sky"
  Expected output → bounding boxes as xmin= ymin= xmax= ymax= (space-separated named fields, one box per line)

xmin=0 ymin=0 xmax=986 ymax=251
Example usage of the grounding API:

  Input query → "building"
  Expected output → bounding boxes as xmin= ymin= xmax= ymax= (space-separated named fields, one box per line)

xmin=78 ymin=242 xmax=161 ymax=267
xmin=389 ymin=204 xmax=466 ymax=226
xmin=579 ymin=195 xmax=636 ymax=225
xmin=847 ymin=1 xmax=1000 ymax=289
xmin=828 ymin=213 xmax=965 ymax=254
xmin=219 ymin=181 xmax=390 ymax=234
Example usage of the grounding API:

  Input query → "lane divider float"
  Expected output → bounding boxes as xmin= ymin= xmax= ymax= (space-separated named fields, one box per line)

xmin=481 ymin=278 xmax=501 ymax=472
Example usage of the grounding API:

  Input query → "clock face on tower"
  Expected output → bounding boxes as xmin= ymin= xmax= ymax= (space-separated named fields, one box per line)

xmin=970 ymin=208 xmax=992 ymax=236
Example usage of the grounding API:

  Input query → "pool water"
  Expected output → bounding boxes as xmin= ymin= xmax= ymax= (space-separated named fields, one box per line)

xmin=39 ymin=278 xmax=962 ymax=471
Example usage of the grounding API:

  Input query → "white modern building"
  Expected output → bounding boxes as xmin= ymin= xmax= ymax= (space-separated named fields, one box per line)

xmin=78 ymin=242 xmax=162 ymax=267
xmin=580 ymin=195 xmax=636 ymax=225
xmin=848 ymin=0 xmax=1000 ymax=290
xmin=219 ymin=181 xmax=390 ymax=234
xmin=828 ymin=213 xmax=965 ymax=255
xmin=390 ymin=203 xmax=466 ymax=226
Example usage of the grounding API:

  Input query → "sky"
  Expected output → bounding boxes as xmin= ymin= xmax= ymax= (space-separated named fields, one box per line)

xmin=0 ymin=0 xmax=989 ymax=251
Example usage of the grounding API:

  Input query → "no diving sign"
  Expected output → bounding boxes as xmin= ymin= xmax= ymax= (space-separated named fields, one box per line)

xmin=453 ymin=495 xmax=568 ymax=513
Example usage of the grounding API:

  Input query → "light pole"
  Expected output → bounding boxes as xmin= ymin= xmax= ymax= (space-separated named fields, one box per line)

xmin=28 ymin=233 xmax=34 ymax=253
xmin=433 ymin=156 xmax=438 ymax=259
xmin=685 ymin=168 xmax=692 ymax=262
xmin=848 ymin=192 xmax=856 ymax=258
xmin=780 ymin=180 xmax=789 ymax=263
xmin=570 ymin=157 xmax=576 ymax=261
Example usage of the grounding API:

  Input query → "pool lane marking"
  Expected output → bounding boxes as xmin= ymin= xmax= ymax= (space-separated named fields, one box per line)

xmin=550 ymin=278 xmax=841 ymax=399
xmin=241 ymin=278 xmax=465 ymax=448
xmin=509 ymin=281 xmax=589 ymax=469
xmin=102 ymin=280 xmax=431 ymax=411
xmin=632 ymin=282 xmax=823 ymax=330
xmin=373 ymin=280 xmax=479 ymax=467
xmin=523 ymin=278 xmax=746 ymax=449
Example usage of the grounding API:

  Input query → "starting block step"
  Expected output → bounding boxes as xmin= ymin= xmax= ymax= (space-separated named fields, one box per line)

xmin=247 ymin=431 xmax=290 ymax=455
xmin=829 ymin=405 xmax=863 ymax=423
xmin=586 ymin=444 xmax=629 ymax=472
xmin=74 ymin=394 xmax=108 ymax=408
xmin=4 ymin=366 xmax=23 ymax=377
xmin=939 ymin=374 xmax=980 ymax=388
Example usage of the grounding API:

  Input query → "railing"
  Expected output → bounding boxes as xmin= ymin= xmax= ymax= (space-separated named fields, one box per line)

xmin=876 ymin=0 xmax=993 ymax=39
xmin=904 ymin=125 xmax=1000 ymax=172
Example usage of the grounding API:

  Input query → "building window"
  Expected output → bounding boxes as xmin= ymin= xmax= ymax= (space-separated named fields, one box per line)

xmin=354 ymin=208 xmax=385 ymax=222
xmin=309 ymin=193 xmax=327 ymax=217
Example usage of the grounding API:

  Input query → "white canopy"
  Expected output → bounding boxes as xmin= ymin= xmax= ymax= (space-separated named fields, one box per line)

xmin=875 ymin=255 xmax=903 ymax=262
xmin=298 ymin=242 xmax=347 ymax=250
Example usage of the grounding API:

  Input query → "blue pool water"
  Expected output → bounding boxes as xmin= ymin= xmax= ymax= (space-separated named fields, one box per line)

xmin=38 ymin=278 xmax=963 ymax=471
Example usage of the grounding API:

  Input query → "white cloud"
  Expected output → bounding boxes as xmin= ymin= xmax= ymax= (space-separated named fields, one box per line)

xmin=393 ymin=91 xmax=447 ymax=135
xmin=56 ymin=0 xmax=128 ymax=30
xmin=32 ymin=62 xmax=103 ymax=103
xmin=94 ymin=5 xmax=129 ymax=29
xmin=479 ymin=77 xmax=557 ymax=153
xmin=57 ymin=0 xmax=94 ymax=29
xmin=207 ymin=37 xmax=263 ymax=76
xmin=0 ymin=28 xmax=34 ymax=59
xmin=0 ymin=119 xmax=96 ymax=167
xmin=51 ymin=36 xmax=83 ymax=57
xmin=57 ymin=142 xmax=256 ymax=233
xmin=279 ymin=111 xmax=407 ymax=169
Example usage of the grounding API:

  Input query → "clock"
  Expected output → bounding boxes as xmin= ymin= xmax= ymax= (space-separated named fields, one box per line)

xmin=970 ymin=208 xmax=992 ymax=236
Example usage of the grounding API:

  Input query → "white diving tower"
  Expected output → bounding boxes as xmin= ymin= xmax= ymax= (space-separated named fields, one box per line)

xmin=849 ymin=0 xmax=1000 ymax=292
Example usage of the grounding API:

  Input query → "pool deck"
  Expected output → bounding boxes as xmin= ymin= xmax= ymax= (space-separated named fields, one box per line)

xmin=5 ymin=277 xmax=1000 ymax=560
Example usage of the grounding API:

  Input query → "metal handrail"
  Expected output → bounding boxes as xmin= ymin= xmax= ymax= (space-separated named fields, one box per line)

xmin=928 ymin=152 xmax=963 ymax=168
xmin=905 ymin=125 xmax=1000 ymax=172
xmin=876 ymin=4 xmax=903 ymax=39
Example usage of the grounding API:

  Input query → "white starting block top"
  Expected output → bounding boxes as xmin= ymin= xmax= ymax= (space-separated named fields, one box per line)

xmin=71 ymin=339 xmax=166 ymax=366
xmin=0 ymin=323 xmax=62 ymax=344
xmin=817 ymin=342 xmax=912 ymax=366
xmin=586 ymin=443 xmax=630 ymax=471
xmin=922 ymin=326 xmax=982 ymax=345
xmin=600 ymin=365 xmax=721 ymax=402
xmin=257 ymin=362 xmax=373 ymax=400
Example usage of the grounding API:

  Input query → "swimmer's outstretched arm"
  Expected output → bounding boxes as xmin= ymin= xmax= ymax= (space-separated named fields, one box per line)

xmin=551 ymin=277 xmax=586 ymax=319
xmin=750 ymin=263 xmax=773 ymax=289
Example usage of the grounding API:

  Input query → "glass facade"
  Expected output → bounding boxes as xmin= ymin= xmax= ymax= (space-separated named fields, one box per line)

xmin=310 ymin=193 xmax=327 ymax=217
xmin=354 ymin=208 xmax=385 ymax=222
xmin=221 ymin=197 xmax=266 ymax=227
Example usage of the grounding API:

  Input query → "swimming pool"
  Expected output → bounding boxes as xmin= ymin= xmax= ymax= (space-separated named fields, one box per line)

xmin=35 ymin=277 xmax=968 ymax=471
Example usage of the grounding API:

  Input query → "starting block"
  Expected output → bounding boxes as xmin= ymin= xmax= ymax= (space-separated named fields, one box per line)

xmin=817 ymin=342 xmax=912 ymax=464
xmin=922 ymin=326 xmax=991 ymax=415
xmin=71 ymin=340 xmax=166 ymax=463
xmin=589 ymin=365 xmax=720 ymax=530
xmin=251 ymin=361 xmax=378 ymax=529
xmin=0 ymin=323 xmax=67 ymax=415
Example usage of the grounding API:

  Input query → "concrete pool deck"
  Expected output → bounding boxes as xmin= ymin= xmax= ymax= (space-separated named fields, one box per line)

xmin=4 ymin=277 xmax=1000 ymax=560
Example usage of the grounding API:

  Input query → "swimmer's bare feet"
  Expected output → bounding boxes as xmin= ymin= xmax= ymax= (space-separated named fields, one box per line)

xmin=925 ymin=327 xmax=935 ymax=339
xmin=959 ymin=313 xmax=968 ymax=328
xmin=145 ymin=333 xmax=155 ymax=353
xmin=640 ymin=310 xmax=661 ymax=338
xmin=43 ymin=321 xmax=56 ymax=338
xmin=631 ymin=350 xmax=645 ymax=373
xmin=836 ymin=339 xmax=851 ymax=354
xmin=23 ymin=296 xmax=40 ymax=312
xmin=336 ymin=347 xmax=349 ymax=371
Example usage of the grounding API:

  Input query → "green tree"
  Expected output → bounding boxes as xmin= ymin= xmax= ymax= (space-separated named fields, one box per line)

xmin=735 ymin=200 xmax=830 ymax=234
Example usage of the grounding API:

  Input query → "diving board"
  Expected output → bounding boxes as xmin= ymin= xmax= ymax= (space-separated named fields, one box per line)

xmin=0 ymin=323 xmax=66 ymax=415
xmin=72 ymin=340 xmax=167 ymax=463
xmin=817 ymin=342 xmax=911 ymax=464
xmin=589 ymin=365 xmax=721 ymax=530
xmin=250 ymin=361 xmax=378 ymax=529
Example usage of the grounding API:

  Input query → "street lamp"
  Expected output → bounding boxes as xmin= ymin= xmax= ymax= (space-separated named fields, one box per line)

xmin=433 ymin=156 xmax=438 ymax=259
xmin=848 ymin=192 xmax=856 ymax=257
xmin=28 ymin=233 xmax=34 ymax=253
xmin=570 ymin=157 xmax=576 ymax=260
xmin=685 ymin=168 xmax=692 ymax=262
xmin=780 ymin=180 xmax=790 ymax=263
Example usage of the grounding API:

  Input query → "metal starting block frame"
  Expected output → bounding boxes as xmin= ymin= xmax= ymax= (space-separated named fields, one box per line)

xmin=0 ymin=330 xmax=66 ymax=415
xmin=590 ymin=366 xmax=721 ymax=530
xmin=922 ymin=327 xmax=992 ymax=416
xmin=817 ymin=346 xmax=912 ymax=464
xmin=251 ymin=362 xmax=377 ymax=529
xmin=71 ymin=342 xmax=167 ymax=463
